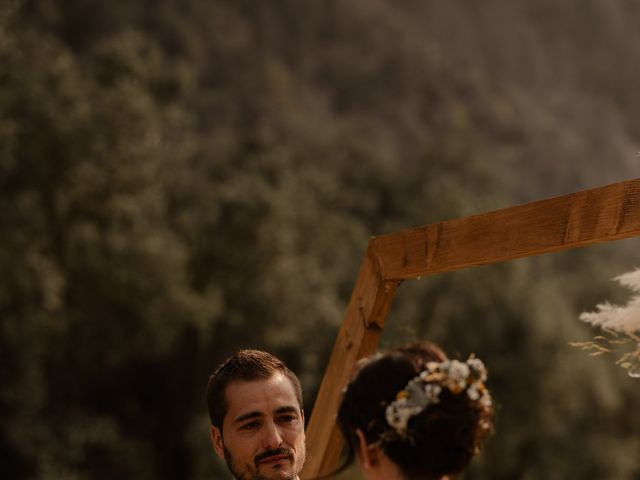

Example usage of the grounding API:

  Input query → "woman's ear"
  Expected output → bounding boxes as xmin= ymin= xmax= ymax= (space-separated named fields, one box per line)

xmin=355 ymin=429 xmax=379 ymax=470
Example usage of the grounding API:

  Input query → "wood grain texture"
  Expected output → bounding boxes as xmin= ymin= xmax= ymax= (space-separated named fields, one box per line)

xmin=372 ymin=178 xmax=640 ymax=280
xmin=300 ymin=245 xmax=400 ymax=479
xmin=302 ymin=177 xmax=640 ymax=477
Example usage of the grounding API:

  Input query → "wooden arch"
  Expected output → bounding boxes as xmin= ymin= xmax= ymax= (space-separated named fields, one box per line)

xmin=300 ymin=178 xmax=640 ymax=478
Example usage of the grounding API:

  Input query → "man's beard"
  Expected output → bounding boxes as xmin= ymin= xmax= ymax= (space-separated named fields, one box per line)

xmin=223 ymin=446 xmax=301 ymax=480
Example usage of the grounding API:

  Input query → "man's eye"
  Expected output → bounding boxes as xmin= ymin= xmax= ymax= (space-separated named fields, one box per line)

xmin=240 ymin=421 xmax=259 ymax=430
xmin=278 ymin=415 xmax=297 ymax=423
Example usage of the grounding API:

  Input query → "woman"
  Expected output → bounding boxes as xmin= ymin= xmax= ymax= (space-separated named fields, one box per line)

xmin=337 ymin=342 xmax=494 ymax=480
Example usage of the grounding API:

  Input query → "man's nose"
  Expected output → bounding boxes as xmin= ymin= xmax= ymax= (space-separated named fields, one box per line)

xmin=262 ymin=421 xmax=284 ymax=449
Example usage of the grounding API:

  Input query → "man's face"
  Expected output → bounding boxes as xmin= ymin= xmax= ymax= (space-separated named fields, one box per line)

xmin=211 ymin=373 xmax=306 ymax=480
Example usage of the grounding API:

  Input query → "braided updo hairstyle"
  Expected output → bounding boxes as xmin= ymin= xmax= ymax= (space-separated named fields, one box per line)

xmin=337 ymin=342 xmax=493 ymax=480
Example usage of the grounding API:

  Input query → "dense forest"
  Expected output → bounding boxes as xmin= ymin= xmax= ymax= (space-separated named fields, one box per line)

xmin=1 ymin=0 xmax=639 ymax=478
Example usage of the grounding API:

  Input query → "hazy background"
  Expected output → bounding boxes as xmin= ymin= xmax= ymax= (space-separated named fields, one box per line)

xmin=1 ymin=0 xmax=640 ymax=478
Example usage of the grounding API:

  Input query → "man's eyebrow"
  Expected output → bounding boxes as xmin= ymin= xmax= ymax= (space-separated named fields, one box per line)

xmin=233 ymin=411 xmax=263 ymax=424
xmin=233 ymin=406 xmax=300 ymax=424
xmin=275 ymin=405 xmax=300 ymax=415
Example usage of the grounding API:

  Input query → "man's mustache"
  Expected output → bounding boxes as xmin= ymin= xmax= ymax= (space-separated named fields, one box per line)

xmin=254 ymin=447 xmax=294 ymax=465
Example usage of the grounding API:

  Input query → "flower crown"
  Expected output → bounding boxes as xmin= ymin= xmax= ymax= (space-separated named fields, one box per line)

xmin=385 ymin=355 xmax=492 ymax=438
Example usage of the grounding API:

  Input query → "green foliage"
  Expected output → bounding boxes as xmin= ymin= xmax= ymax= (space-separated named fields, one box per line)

xmin=1 ymin=0 xmax=639 ymax=478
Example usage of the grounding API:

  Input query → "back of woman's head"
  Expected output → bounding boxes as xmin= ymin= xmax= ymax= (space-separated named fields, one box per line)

xmin=337 ymin=342 xmax=493 ymax=480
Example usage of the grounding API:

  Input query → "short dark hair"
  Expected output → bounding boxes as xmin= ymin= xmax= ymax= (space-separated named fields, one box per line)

xmin=206 ymin=349 xmax=303 ymax=430
xmin=337 ymin=342 xmax=493 ymax=480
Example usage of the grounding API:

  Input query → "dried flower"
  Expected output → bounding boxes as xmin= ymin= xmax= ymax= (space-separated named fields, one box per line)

xmin=384 ymin=356 xmax=491 ymax=438
xmin=580 ymin=268 xmax=640 ymax=333
xmin=572 ymin=268 xmax=640 ymax=378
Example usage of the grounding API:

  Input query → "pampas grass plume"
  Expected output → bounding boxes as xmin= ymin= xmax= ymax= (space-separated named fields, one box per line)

xmin=579 ymin=268 xmax=640 ymax=333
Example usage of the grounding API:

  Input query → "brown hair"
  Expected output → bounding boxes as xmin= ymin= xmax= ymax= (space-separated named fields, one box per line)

xmin=337 ymin=342 xmax=493 ymax=480
xmin=205 ymin=349 xmax=303 ymax=431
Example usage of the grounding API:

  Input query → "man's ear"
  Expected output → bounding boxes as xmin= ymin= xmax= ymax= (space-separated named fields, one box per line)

xmin=210 ymin=425 xmax=225 ymax=460
xmin=355 ymin=429 xmax=379 ymax=470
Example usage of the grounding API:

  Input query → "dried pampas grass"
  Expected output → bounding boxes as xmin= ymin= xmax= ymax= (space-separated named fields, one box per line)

xmin=580 ymin=268 xmax=640 ymax=333
xmin=571 ymin=268 xmax=640 ymax=378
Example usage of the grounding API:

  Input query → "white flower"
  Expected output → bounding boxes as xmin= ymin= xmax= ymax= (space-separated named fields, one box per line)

xmin=445 ymin=360 xmax=470 ymax=390
xmin=424 ymin=383 xmax=442 ymax=403
xmin=478 ymin=391 xmax=493 ymax=408
xmin=467 ymin=384 xmax=480 ymax=401
xmin=385 ymin=400 xmax=423 ymax=436
xmin=467 ymin=357 xmax=488 ymax=381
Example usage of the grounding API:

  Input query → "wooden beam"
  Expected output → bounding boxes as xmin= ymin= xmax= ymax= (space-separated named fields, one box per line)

xmin=302 ymin=177 xmax=640 ymax=478
xmin=300 ymin=245 xmax=400 ymax=479
xmin=372 ymin=178 xmax=640 ymax=280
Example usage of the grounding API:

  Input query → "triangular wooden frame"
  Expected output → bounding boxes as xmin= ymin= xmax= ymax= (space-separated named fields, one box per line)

xmin=301 ymin=178 xmax=640 ymax=478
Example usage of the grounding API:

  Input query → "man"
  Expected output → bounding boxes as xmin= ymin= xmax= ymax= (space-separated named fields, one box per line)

xmin=206 ymin=349 xmax=306 ymax=480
